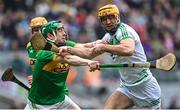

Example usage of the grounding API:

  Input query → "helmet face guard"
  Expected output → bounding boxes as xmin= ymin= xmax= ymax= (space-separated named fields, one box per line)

xmin=98 ymin=4 xmax=120 ymax=34
xmin=31 ymin=26 xmax=42 ymax=34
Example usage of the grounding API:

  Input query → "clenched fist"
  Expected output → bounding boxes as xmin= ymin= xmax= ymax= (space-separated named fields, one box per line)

xmin=88 ymin=60 xmax=100 ymax=72
xmin=58 ymin=46 xmax=69 ymax=56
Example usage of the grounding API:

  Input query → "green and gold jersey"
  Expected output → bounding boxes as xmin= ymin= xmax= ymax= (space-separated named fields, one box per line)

xmin=26 ymin=42 xmax=37 ymax=65
xmin=28 ymin=41 xmax=77 ymax=105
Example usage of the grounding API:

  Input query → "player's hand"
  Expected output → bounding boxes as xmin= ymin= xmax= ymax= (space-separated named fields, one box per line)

xmin=91 ymin=44 xmax=105 ymax=55
xmin=60 ymin=46 xmax=68 ymax=52
xmin=58 ymin=46 xmax=68 ymax=56
xmin=27 ymin=75 xmax=32 ymax=85
xmin=94 ymin=44 xmax=105 ymax=51
xmin=88 ymin=61 xmax=100 ymax=72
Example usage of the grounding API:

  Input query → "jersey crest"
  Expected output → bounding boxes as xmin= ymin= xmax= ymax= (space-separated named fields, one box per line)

xmin=43 ymin=61 xmax=70 ymax=73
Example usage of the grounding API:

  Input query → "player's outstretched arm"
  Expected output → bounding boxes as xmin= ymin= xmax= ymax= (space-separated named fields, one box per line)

xmin=65 ymin=46 xmax=105 ymax=59
xmin=79 ymin=40 xmax=105 ymax=48
xmin=58 ymin=40 xmax=106 ymax=59
xmin=55 ymin=54 xmax=100 ymax=71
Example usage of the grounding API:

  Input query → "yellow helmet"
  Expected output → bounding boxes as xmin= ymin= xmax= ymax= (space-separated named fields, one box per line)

xmin=30 ymin=17 xmax=47 ymax=28
xmin=98 ymin=4 xmax=119 ymax=18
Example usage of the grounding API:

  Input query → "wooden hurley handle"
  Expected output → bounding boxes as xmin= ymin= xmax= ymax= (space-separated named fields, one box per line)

xmin=99 ymin=53 xmax=176 ymax=71
xmin=100 ymin=63 xmax=151 ymax=68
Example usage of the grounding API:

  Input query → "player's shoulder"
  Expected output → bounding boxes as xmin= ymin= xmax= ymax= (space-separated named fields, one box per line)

xmin=35 ymin=50 xmax=55 ymax=61
xmin=66 ymin=40 xmax=77 ymax=47
xmin=119 ymin=22 xmax=139 ymax=37
xmin=119 ymin=22 xmax=136 ymax=33
xmin=36 ymin=50 xmax=54 ymax=57
xmin=37 ymin=50 xmax=53 ymax=55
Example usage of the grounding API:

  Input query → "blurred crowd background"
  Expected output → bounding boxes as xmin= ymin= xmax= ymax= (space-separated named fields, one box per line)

xmin=0 ymin=0 xmax=180 ymax=109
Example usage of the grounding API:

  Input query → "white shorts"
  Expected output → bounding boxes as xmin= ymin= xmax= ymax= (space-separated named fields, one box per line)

xmin=24 ymin=95 xmax=80 ymax=109
xmin=117 ymin=76 xmax=161 ymax=109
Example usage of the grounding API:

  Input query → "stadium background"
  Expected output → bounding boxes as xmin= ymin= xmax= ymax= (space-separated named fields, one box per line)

xmin=0 ymin=0 xmax=180 ymax=109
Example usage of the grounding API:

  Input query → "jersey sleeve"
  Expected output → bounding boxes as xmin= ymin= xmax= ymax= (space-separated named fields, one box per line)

xmin=118 ymin=24 xmax=135 ymax=41
xmin=36 ymin=50 xmax=55 ymax=64
xmin=66 ymin=40 xmax=77 ymax=47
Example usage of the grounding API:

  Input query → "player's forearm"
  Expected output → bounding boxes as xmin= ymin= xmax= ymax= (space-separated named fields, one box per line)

xmin=80 ymin=42 xmax=94 ymax=48
xmin=67 ymin=47 xmax=95 ymax=59
xmin=63 ymin=55 xmax=92 ymax=66
xmin=80 ymin=40 xmax=104 ymax=48
xmin=103 ymin=44 xmax=134 ymax=56
xmin=67 ymin=47 xmax=105 ymax=59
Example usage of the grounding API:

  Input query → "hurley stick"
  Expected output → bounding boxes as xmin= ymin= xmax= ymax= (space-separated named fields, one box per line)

xmin=100 ymin=53 xmax=176 ymax=71
xmin=1 ymin=67 xmax=30 ymax=91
